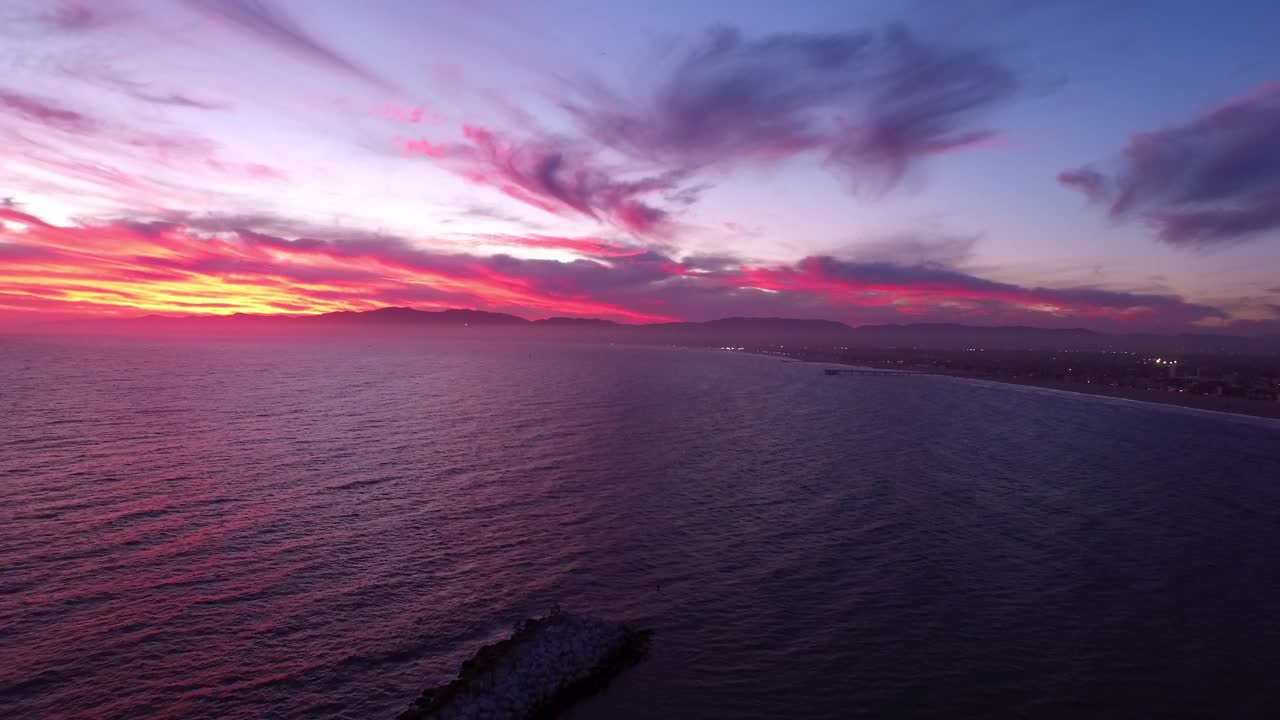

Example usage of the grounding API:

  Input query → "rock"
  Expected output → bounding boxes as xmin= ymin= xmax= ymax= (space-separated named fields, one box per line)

xmin=397 ymin=613 xmax=652 ymax=719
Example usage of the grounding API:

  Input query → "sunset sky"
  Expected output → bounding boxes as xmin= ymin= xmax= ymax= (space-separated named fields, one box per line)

xmin=2 ymin=0 xmax=1279 ymax=331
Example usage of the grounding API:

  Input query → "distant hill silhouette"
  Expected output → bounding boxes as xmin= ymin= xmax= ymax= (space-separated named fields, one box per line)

xmin=32 ymin=307 xmax=1280 ymax=354
xmin=702 ymin=317 xmax=851 ymax=331
xmin=309 ymin=307 xmax=529 ymax=326
xmin=531 ymin=317 xmax=620 ymax=327
xmin=844 ymin=323 xmax=1102 ymax=349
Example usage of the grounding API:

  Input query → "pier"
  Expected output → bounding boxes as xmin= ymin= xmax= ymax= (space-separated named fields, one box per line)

xmin=823 ymin=368 xmax=923 ymax=376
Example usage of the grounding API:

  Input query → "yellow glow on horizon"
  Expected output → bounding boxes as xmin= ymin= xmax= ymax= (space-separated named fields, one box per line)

xmin=0 ymin=213 xmax=674 ymax=322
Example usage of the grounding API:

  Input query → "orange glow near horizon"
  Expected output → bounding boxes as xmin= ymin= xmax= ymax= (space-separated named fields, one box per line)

xmin=0 ymin=209 xmax=675 ymax=323
xmin=0 ymin=208 xmax=1226 ymax=331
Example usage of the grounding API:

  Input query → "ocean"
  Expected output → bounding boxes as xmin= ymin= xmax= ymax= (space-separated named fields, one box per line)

xmin=3 ymin=336 xmax=1279 ymax=719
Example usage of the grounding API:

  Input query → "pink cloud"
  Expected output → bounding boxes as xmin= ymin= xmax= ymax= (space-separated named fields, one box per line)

xmin=0 ymin=90 xmax=97 ymax=134
xmin=401 ymin=124 xmax=694 ymax=236
xmin=0 ymin=210 xmax=1232 ymax=331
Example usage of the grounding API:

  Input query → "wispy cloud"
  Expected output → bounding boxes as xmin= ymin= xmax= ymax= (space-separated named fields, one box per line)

xmin=404 ymin=125 xmax=696 ymax=236
xmin=825 ymin=26 xmax=1017 ymax=189
xmin=731 ymin=256 xmax=1222 ymax=326
xmin=476 ymin=234 xmax=648 ymax=258
xmin=130 ymin=91 xmax=227 ymax=110
xmin=0 ymin=208 xmax=673 ymax=322
xmin=0 ymin=89 xmax=97 ymax=133
xmin=82 ymin=70 xmax=229 ymax=110
xmin=6 ymin=1 xmax=123 ymax=34
xmin=183 ymin=0 xmax=392 ymax=89
xmin=843 ymin=232 xmax=978 ymax=268
xmin=0 ymin=209 xmax=1227 ymax=330
xmin=567 ymin=24 xmax=1017 ymax=191
xmin=1057 ymin=168 xmax=1108 ymax=203
xmin=1 ymin=88 xmax=288 ymax=211
xmin=1060 ymin=81 xmax=1280 ymax=247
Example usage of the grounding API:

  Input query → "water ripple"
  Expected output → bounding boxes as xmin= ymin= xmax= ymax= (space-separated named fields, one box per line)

xmin=2 ymin=338 xmax=1279 ymax=719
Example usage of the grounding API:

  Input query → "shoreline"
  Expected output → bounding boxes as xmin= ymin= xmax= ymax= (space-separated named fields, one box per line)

xmin=731 ymin=351 xmax=1280 ymax=422
xmin=935 ymin=372 xmax=1280 ymax=422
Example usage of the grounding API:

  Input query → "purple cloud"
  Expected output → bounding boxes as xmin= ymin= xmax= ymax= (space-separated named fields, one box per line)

xmin=107 ymin=78 xmax=227 ymax=110
xmin=1057 ymin=168 xmax=1109 ymax=203
xmin=2 ymin=207 xmax=1232 ymax=330
xmin=42 ymin=3 xmax=106 ymax=31
xmin=733 ymin=255 xmax=1224 ymax=327
xmin=570 ymin=27 xmax=868 ymax=166
xmin=61 ymin=64 xmax=228 ymax=111
xmin=844 ymin=232 xmax=977 ymax=267
xmin=826 ymin=25 xmax=1017 ymax=189
xmin=1145 ymin=195 xmax=1280 ymax=247
xmin=0 ymin=89 xmax=96 ymax=133
xmin=567 ymin=24 xmax=1017 ymax=190
xmin=1060 ymin=82 xmax=1280 ymax=247
xmin=6 ymin=1 xmax=120 ymax=33
xmin=184 ymin=0 xmax=391 ymax=89
xmin=129 ymin=91 xmax=225 ymax=110
xmin=408 ymin=125 xmax=696 ymax=236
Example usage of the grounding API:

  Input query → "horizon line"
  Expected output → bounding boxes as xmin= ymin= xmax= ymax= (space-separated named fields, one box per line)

xmin=10 ymin=305 xmax=1280 ymax=339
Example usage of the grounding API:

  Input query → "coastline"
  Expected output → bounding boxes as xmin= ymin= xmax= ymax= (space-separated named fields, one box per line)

xmin=931 ymin=371 xmax=1280 ymax=422
xmin=727 ymin=351 xmax=1280 ymax=422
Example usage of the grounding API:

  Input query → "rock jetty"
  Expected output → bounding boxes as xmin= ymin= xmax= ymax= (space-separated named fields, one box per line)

xmin=397 ymin=612 xmax=652 ymax=719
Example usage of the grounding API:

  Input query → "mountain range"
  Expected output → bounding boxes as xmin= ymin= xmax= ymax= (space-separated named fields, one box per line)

xmin=31 ymin=307 xmax=1280 ymax=354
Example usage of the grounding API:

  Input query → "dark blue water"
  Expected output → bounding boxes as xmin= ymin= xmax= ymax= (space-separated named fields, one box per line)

xmin=2 ymin=337 xmax=1279 ymax=719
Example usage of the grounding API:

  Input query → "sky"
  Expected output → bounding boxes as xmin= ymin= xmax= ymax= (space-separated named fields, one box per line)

xmin=1 ymin=0 xmax=1279 ymax=332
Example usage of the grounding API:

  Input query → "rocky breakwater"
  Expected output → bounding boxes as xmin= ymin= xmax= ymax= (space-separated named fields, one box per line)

xmin=397 ymin=612 xmax=652 ymax=719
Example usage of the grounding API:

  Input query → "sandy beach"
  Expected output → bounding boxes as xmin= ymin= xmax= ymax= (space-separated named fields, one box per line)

xmin=933 ymin=371 xmax=1280 ymax=421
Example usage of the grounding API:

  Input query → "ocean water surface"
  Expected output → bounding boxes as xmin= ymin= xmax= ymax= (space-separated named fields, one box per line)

xmin=3 ymin=336 xmax=1279 ymax=719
